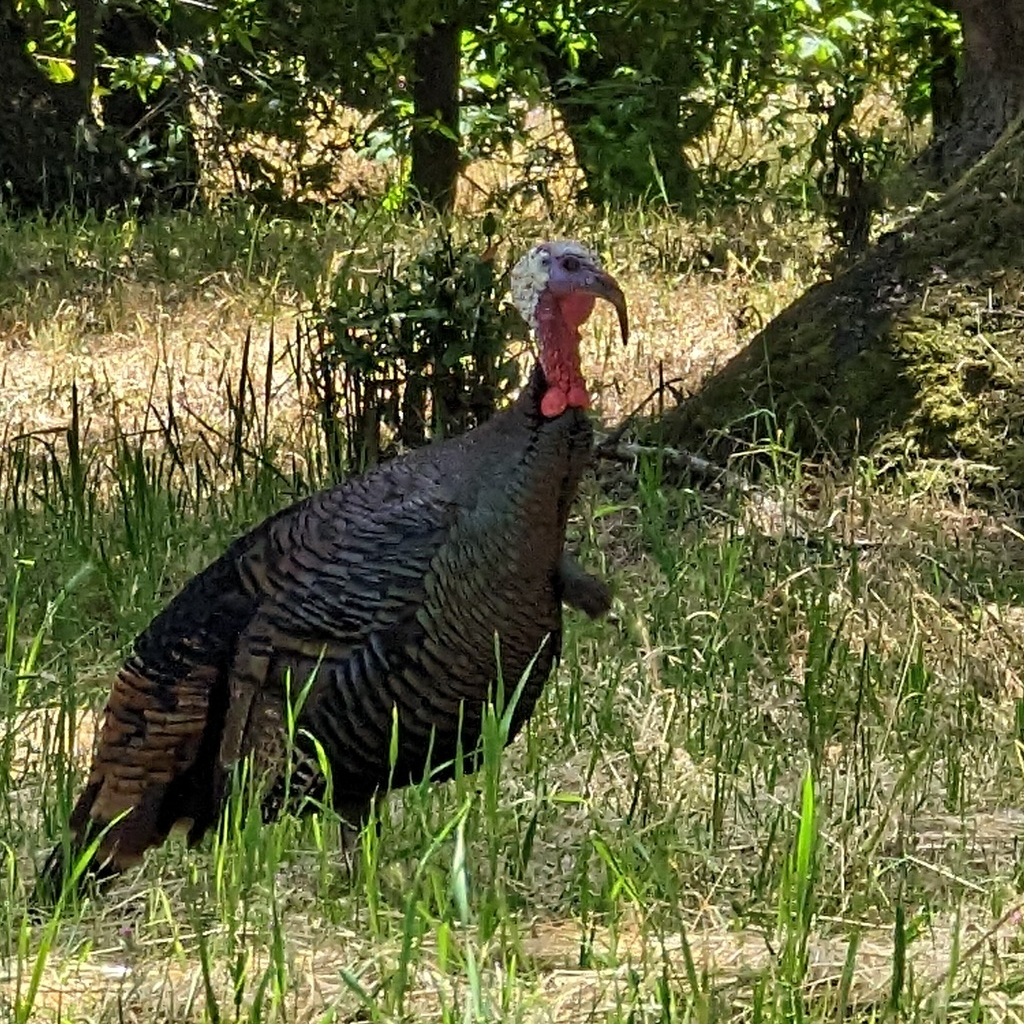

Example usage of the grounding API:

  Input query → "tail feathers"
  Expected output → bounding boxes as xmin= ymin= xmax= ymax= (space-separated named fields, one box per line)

xmin=558 ymin=555 xmax=613 ymax=619
xmin=32 ymin=829 xmax=118 ymax=913
xmin=33 ymin=785 xmax=158 ymax=912
xmin=33 ymin=842 xmax=69 ymax=911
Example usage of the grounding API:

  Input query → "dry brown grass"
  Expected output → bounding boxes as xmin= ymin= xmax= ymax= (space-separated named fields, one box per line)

xmin=7 ymin=907 xmax=1024 ymax=1024
xmin=0 ymin=217 xmax=820 ymax=462
xmin=0 ymin=101 xmax=837 ymax=453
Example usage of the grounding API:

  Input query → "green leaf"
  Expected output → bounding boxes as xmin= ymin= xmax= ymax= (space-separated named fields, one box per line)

xmin=40 ymin=56 xmax=75 ymax=84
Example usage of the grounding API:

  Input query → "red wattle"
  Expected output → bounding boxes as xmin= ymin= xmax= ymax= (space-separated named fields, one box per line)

xmin=541 ymin=388 xmax=569 ymax=417
xmin=535 ymin=290 xmax=593 ymax=419
xmin=567 ymin=384 xmax=590 ymax=409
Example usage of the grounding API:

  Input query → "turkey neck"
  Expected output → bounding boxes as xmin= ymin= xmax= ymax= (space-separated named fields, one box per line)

xmin=454 ymin=362 xmax=594 ymax=643
xmin=443 ymin=363 xmax=592 ymax=540
xmin=396 ymin=365 xmax=594 ymax=749
xmin=534 ymin=292 xmax=592 ymax=418
xmin=509 ymin=361 xmax=593 ymax=537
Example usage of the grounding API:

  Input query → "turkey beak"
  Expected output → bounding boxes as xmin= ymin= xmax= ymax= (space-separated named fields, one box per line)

xmin=586 ymin=270 xmax=629 ymax=346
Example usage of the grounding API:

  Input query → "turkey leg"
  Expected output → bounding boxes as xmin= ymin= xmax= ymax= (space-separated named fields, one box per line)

xmin=558 ymin=553 xmax=612 ymax=618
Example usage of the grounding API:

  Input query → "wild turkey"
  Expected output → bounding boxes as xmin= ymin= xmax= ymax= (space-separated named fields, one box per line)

xmin=40 ymin=239 xmax=628 ymax=896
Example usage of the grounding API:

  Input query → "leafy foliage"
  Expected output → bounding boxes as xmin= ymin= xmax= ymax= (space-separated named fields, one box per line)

xmin=7 ymin=0 xmax=962 ymax=227
xmin=312 ymin=225 xmax=523 ymax=473
xmin=767 ymin=0 xmax=962 ymax=249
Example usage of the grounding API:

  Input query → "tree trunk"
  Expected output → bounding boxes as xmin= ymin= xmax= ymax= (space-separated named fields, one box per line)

xmin=925 ymin=0 xmax=1024 ymax=179
xmin=536 ymin=31 xmax=696 ymax=208
xmin=74 ymin=0 xmax=97 ymax=116
xmin=532 ymin=36 xmax=596 ymax=194
xmin=409 ymin=21 xmax=460 ymax=213
xmin=928 ymin=23 xmax=961 ymax=140
xmin=664 ymin=113 xmax=1024 ymax=489
xmin=0 ymin=0 xmax=198 ymax=214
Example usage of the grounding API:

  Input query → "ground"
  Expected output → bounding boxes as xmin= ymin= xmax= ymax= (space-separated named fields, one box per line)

xmin=3 ymin=198 xmax=1024 ymax=1023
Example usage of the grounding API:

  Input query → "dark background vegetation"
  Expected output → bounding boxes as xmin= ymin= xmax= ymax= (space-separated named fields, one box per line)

xmin=1 ymin=0 xmax=1023 ymax=480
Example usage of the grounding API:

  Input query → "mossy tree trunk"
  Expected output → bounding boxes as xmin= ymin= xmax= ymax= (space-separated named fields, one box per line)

xmin=666 ymin=1 xmax=1024 ymax=487
xmin=667 ymin=113 xmax=1024 ymax=487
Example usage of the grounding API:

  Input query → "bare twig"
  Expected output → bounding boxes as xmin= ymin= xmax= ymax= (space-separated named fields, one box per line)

xmin=597 ymin=438 xmax=878 ymax=550
xmin=599 ymin=376 xmax=688 ymax=450
xmin=596 ymin=438 xmax=753 ymax=495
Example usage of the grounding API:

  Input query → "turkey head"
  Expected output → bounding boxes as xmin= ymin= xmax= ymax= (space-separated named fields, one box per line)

xmin=510 ymin=240 xmax=629 ymax=418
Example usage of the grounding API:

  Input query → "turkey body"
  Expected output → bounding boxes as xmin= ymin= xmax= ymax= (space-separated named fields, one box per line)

xmin=50 ymin=366 xmax=602 ymax=882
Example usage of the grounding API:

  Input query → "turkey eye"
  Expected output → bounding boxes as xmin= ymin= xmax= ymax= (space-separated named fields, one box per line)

xmin=562 ymin=255 xmax=581 ymax=272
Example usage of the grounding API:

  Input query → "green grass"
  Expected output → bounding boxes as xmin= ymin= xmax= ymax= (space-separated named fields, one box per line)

xmin=3 ymin=206 xmax=1024 ymax=1023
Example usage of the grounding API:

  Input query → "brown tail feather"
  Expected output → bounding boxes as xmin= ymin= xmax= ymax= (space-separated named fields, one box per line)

xmin=34 ymin=767 xmax=184 ymax=906
xmin=33 ymin=822 xmax=118 ymax=911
